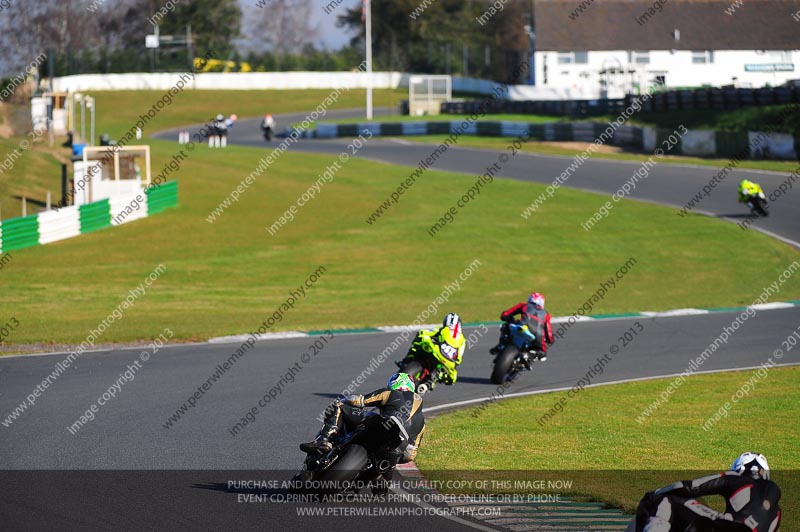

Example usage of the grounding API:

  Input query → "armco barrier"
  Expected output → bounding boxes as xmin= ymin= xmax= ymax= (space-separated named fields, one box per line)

xmin=442 ymin=87 xmax=800 ymax=117
xmin=307 ymin=120 xmax=797 ymax=161
xmin=308 ymin=121 xmax=646 ymax=148
xmin=0 ymin=181 xmax=178 ymax=254
xmin=714 ymin=131 xmax=750 ymax=159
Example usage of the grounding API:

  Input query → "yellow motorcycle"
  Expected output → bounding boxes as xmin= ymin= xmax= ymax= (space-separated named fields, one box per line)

xmin=395 ymin=328 xmax=463 ymax=394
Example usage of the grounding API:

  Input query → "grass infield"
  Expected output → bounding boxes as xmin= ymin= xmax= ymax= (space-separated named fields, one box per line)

xmin=0 ymin=90 xmax=798 ymax=347
xmin=416 ymin=366 xmax=800 ymax=527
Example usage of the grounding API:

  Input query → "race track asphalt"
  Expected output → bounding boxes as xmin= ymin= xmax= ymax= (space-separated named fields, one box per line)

xmin=2 ymin=109 xmax=797 ymax=531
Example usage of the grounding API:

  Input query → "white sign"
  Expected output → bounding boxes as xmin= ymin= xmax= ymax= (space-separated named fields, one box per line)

xmin=145 ymin=35 xmax=159 ymax=49
xmin=744 ymin=63 xmax=794 ymax=73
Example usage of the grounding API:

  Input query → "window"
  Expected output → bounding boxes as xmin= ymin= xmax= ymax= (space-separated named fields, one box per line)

xmin=769 ymin=50 xmax=792 ymax=61
xmin=557 ymin=51 xmax=589 ymax=64
xmin=692 ymin=50 xmax=714 ymax=64
xmin=629 ymin=51 xmax=650 ymax=64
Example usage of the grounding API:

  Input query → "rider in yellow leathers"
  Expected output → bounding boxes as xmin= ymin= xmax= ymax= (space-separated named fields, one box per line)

xmin=396 ymin=313 xmax=466 ymax=392
xmin=738 ymin=179 xmax=764 ymax=205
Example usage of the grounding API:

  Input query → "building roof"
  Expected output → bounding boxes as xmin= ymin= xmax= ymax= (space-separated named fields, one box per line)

xmin=535 ymin=0 xmax=800 ymax=51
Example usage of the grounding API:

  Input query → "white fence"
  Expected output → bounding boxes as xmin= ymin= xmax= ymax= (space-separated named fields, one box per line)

xmin=51 ymin=71 xmax=584 ymax=101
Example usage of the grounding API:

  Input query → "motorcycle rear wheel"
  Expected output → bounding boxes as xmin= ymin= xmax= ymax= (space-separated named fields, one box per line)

xmin=491 ymin=345 xmax=518 ymax=384
xmin=400 ymin=361 xmax=425 ymax=384
xmin=754 ymin=198 xmax=769 ymax=217
xmin=319 ymin=444 xmax=369 ymax=489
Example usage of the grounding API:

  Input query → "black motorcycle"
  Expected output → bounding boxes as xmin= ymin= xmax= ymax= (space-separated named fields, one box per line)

xmin=491 ymin=322 xmax=539 ymax=384
xmin=261 ymin=116 xmax=275 ymax=142
xmin=262 ymin=123 xmax=273 ymax=142
xmin=395 ymin=331 xmax=459 ymax=394
xmin=291 ymin=407 xmax=406 ymax=494
xmin=745 ymin=191 xmax=769 ymax=217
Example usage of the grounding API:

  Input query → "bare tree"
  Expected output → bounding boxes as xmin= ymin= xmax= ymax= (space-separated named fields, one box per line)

xmin=238 ymin=0 xmax=318 ymax=61
xmin=0 ymin=0 xmax=137 ymax=77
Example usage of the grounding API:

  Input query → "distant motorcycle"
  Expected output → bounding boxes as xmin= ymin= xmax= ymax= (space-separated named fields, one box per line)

xmin=261 ymin=114 xmax=275 ymax=142
xmin=490 ymin=322 xmax=539 ymax=384
xmin=744 ymin=191 xmax=769 ymax=217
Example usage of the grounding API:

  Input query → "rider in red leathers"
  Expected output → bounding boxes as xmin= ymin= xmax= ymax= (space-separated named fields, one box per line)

xmin=491 ymin=292 xmax=554 ymax=361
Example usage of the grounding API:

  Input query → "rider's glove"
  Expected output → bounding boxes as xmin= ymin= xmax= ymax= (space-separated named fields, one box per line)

xmin=343 ymin=395 xmax=362 ymax=407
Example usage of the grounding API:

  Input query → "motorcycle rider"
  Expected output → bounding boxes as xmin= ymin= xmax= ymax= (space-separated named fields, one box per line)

xmin=738 ymin=179 xmax=765 ymax=210
xmin=261 ymin=113 xmax=276 ymax=141
xmin=491 ymin=292 xmax=554 ymax=362
xmin=396 ymin=313 xmax=466 ymax=389
xmin=208 ymin=114 xmax=229 ymax=148
xmin=225 ymin=114 xmax=237 ymax=129
xmin=635 ymin=452 xmax=781 ymax=532
xmin=299 ymin=373 xmax=425 ymax=485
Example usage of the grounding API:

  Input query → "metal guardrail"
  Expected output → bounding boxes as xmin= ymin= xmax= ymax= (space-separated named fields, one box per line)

xmin=439 ymin=86 xmax=800 ymax=117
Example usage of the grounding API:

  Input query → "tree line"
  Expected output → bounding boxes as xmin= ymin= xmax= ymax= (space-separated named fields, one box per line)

xmin=0 ymin=0 xmax=531 ymax=82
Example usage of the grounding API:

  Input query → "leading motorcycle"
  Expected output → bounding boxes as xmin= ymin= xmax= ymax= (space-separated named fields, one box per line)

xmin=490 ymin=322 xmax=539 ymax=384
xmin=744 ymin=190 xmax=769 ymax=217
xmin=261 ymin=114 xmax=275 ymax=142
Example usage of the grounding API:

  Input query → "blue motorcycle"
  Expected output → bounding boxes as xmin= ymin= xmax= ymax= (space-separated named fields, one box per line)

xmin=490 ymin=322 xmax=538 ymax=384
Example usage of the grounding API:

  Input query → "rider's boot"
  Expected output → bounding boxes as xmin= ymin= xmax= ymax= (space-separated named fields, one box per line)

xmin=490 ymin=343 xmax=503 ymax=355
xmin=520 ymin=352 xmax=533 ymax=370
xmin=299 ymin=423 xmax=337 ymax=453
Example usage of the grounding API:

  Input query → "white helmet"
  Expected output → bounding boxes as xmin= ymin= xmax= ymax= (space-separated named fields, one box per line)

xmin=442 ymin=312 xmax=462 ymax=336
xmin=731 ymin=452 xmax=770 ymax=480
xmin=528 ymin=292 xmax=545 ymax=309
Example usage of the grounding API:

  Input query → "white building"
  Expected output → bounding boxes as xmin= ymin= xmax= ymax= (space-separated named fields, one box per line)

xmin=533 ymin=0 xmax=800 ymax=98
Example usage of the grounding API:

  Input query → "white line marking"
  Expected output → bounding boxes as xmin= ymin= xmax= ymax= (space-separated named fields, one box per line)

xmin=748 ymin=302 xmax=796 ymax=311
xmin=378 ymin=324 xmax=440 ymax=332
xmin=552 ymin=316 xmax=595 ymax=324
xmin=641 ymin=308 xmax=709 ymax=317
xmin=4 ymin=306 xmax=797 ymax=360
xmin=426 ymin=362 xmax=800 ymax=413
xmin=391 ymin=485 xmax=505 ymax=532
xmin=208 ymin=331 xmax=308 ymax=343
